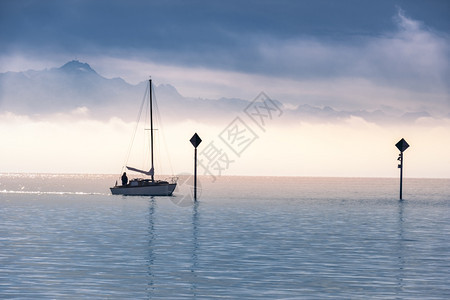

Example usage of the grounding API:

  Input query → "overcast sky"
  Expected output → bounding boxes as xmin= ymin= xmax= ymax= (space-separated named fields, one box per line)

xmin=0 ymin=0 xmax=449 ymax=177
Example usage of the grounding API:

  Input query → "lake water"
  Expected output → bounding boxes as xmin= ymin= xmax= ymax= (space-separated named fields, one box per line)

xmin=1 ymin=174 xmax=449 ymax=299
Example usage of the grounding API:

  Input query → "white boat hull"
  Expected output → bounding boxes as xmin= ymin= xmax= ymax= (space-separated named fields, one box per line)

xmin=110 ymin=181 xmax=176 ymax=196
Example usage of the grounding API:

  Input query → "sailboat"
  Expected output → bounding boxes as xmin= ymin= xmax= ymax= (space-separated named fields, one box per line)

xmin=110 ymin=79 xmax=177 ymax=196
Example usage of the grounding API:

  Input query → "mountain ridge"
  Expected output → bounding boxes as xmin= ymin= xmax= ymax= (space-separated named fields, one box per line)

xmin=0 ymin=60 xmax=438 ymax=124
xmin=59 ymin=60 xmax=97 ymax=74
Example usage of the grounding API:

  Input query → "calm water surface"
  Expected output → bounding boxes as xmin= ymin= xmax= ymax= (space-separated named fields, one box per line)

xmin=0 ymin=174 xmax=449 ymax=299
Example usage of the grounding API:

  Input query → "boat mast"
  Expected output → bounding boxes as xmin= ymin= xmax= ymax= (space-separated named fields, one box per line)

xmin=149 ymin=79 xmax=155 ymax=182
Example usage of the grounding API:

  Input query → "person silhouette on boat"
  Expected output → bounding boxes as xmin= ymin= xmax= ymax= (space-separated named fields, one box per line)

xmin=121 ymin=172 xmax=128 ymax=186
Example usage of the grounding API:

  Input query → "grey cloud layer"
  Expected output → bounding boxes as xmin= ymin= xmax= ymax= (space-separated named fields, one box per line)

xmin=0 ymin=2 xmax=448 ymax=118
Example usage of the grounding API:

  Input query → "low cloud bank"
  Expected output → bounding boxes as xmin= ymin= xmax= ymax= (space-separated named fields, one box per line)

xmin=1 ymin=111 xmax=449 ymax=178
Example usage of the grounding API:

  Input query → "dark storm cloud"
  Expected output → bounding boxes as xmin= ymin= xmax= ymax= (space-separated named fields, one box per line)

xmin=1 ymin=0 xmax=449 ymax=72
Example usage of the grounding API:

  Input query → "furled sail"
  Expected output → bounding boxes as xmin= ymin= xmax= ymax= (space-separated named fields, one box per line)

xmin=126 ymin=166 xmax=154 ymax=176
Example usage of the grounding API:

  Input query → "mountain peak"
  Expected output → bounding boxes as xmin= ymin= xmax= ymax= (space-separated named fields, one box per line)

xmin=59 ymin=60 xmax=96 ymax=74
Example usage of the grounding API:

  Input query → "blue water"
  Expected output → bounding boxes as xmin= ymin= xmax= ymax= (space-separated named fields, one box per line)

xmin=1 ymin=175 xmax=449 ymax=299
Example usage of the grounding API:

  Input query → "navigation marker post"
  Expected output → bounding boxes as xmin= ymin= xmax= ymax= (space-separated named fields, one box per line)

xmin=395 ymin=138 xmax=410 ymax=200
xmin=190 ymin=133 xmax=202 ymax=201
